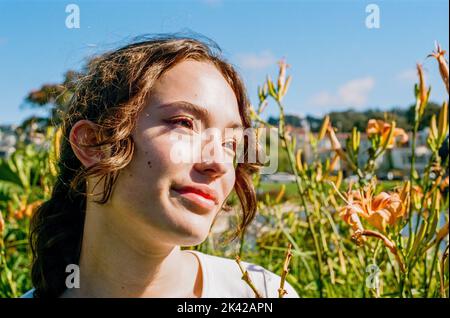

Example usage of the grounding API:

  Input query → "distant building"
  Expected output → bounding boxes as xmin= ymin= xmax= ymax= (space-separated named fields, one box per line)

xmin=286 ymin=124 xmax=432 ymax=179
xmin=0 ymin=122 xmax=47 ymax=159
xmin=378 ymin=129 xmax=432 ymax=177
xmin=0 ymin=124 xmax=18 ymax=159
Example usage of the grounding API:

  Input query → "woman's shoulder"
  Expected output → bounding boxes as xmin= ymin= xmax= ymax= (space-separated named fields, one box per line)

xmin=21 ymin=253 xmax=300 ymax=298
xmin=189 ymin=250 xmax=299 ymax=298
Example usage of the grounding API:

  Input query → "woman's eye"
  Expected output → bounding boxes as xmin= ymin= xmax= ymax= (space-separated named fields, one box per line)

xmin=170 ymin=117 xmax=194 ymax=130
xmin=223 ymin=140 xmax=237 ymax=153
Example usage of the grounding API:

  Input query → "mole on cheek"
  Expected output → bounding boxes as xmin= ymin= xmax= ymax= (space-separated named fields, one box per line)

xmin=147 ymin=161 xmax=152 ymax=168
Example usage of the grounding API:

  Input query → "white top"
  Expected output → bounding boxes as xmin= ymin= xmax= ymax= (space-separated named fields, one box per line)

xmin=21 ymin=250 xmax=299 ymax=298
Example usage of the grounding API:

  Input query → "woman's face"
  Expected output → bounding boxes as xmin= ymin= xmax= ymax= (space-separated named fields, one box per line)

xmin=106 ymin=60 xmax=243 ymax=246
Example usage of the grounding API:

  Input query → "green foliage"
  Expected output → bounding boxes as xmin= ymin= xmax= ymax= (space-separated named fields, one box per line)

xmin=267 ymin=102 xmax=442 ymax=133
xmin=243 ymin=55 xmax=449 ymax=298
xmin=0 ymin=127 xmax=59 ymax=297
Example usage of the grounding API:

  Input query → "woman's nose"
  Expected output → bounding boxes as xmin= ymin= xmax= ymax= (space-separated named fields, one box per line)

xmin=194 ymin=144 xmax=232 ymax=179
xmin=192 ymin=129 xmax=234 ymax=179
xmin=194 ymin=157 xmax=229 ymax=179
xmin=194 ymin=141 xmax=231 ymax=179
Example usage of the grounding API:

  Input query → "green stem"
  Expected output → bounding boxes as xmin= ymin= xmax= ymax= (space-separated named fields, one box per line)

xmin=426 ymin=242 xmax=440 ymax=298
xmin=276 ymin=100 xmax=324 ymax=297
xmin=407 ymin=120 xmax=419 ymax=252
xmin=422 ymin=255 xmax=428 ymax=297
xmin=239 ymin=227 xmax=247 ymax=258
xmin=399 ymin=271 xmax=407 ymax=298
xmin=0 ymin=246 xmax=17 ymax=297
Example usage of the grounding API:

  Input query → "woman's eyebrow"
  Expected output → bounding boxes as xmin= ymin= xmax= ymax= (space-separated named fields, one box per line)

xmin=157 ymin=100 xmax=244 ymax=129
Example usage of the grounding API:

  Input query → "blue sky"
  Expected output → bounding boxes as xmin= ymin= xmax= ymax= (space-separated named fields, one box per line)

xmin=0 ymin=0 xmax=448 ymax=125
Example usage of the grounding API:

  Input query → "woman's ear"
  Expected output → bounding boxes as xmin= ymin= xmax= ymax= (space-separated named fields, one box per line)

xmin=69 ymin=120 xmax=107 ymax=168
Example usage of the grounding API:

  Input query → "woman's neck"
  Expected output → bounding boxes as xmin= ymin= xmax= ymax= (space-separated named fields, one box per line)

xmin=60 ymin=203 xmax=202 ymax=298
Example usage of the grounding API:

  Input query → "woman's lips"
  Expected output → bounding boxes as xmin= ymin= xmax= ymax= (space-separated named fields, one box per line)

xmin=171 ymin=188 xmax=216 ymax=213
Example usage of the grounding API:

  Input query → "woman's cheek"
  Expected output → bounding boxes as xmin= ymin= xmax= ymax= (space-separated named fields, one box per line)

xmin=140 ymin=131 xmax=175 ymax=160
xmin=221 ymin=171 xmax=236 ymax=202
xmin=166 ymin=133 xmax=202 ymax=165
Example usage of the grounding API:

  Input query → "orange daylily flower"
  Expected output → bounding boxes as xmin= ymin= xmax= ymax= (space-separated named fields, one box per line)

xmin=339 ymin=182 xmax=410 ymax=233
xmin=338 ymin=189 xmax=365 ymax=232
xmin=366 ymin=119 xmax=409 ymax=149
xmin=12 ymin=200 xmax=43 ymax=220
xmin=333 ymin=181 xmax=408 ymax=272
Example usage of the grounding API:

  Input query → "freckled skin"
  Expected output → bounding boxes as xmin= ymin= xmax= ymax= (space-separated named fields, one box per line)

xmin=96 ymin=60 xmax=241 ymax=246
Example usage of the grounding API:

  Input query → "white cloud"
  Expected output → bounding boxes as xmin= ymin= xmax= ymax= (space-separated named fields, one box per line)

xmin=235 ymin=50 xmax=277 ymax=70
xmin=396 ymin=69 xmax=418 ymax=82
xmin=338 ymin=77 xmax=375 ymax=106
xmin=309 ymin=77 xmax=375 ymax=108
xmin=309 ymin=91 xmax=334 ymax=107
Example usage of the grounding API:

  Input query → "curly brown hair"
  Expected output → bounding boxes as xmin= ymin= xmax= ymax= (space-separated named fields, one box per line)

xmin=29 ymin=34 xmax=262 ymax=298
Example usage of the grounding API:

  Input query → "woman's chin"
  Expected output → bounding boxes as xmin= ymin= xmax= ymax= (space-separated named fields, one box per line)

xmin=171 ymin=225 xmax=210 ymax=246
xmin=172 ymin=236 xmax=205 ymax=248
xmin=154 ymin=194 xmax=215 ymax=246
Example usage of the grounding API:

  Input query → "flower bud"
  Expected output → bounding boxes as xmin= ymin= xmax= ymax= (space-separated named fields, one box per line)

xmin=428 ymin=42 xmax=449 ymax=94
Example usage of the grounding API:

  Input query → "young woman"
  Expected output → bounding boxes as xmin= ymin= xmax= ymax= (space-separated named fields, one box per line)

xmin=22 ymin=35 xmax=299 ymax=298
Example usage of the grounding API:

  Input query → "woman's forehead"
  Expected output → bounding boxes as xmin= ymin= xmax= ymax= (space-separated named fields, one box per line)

xmin=148 ymin=60 xmax=243 ymax=127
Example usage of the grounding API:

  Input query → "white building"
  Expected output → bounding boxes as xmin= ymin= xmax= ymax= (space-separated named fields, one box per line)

xmin=287 ymin=125 xmax=432 ymax=179
xmin=0 ymin=125 xmax=18 ymax=159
